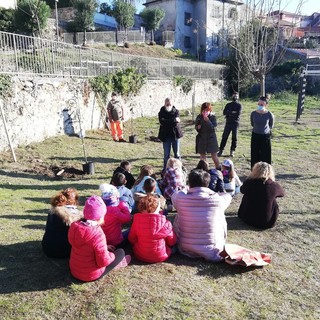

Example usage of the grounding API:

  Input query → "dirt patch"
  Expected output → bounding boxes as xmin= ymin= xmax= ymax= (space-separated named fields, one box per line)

xmin=23 ymin=164 xmax=84 ymax=179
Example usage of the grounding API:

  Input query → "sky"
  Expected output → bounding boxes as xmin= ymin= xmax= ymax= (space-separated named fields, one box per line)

xmin=99 ymin=0 xmax=319 ymax=15
xmin=281 ymin=0 xmax=320 ymax=15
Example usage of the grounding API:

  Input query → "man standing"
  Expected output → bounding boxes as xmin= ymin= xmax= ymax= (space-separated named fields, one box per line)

xmin=218 ymin=92 xmax=242 ymax=157
xmin=107 ymin=92 xmax=125 ymax=142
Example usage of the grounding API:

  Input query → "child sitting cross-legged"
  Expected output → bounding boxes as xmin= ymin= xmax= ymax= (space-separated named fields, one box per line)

xmin=111 ymin=172 xmax=134 ymax=211
xmin=132 ymin=177 xmax=166 ymax=215
xmin=68 ymin=195 xmax=131 ymax=282
xmin=128 ymin=194 xmax=177 ymax=263
xmin=99 ymin=183 xmax=131 ymax=246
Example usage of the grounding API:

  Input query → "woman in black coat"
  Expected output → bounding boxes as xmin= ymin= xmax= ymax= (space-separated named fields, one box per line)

xmin=158 ymin=98 xmax=183 ymax=172
xmin=238 ymin=162 xmax=284 ymax=229
xmin=42 ymin=188 xmax=83 ymax=258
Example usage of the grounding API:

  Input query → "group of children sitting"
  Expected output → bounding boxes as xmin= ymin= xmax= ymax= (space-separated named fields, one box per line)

xmin=42 ymin=158 xmax=243 ymax=282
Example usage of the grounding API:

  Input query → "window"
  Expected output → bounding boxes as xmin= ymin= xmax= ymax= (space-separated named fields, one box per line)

xmin=228 ymin=8 xmax=238 ymax=19
xmin=184 ymin=36 xmax=192 ymax=48
xmin=212 ymin=7 xmax=220 ymax=18
xmin=185 ymin=12 xmax=192 ymax=26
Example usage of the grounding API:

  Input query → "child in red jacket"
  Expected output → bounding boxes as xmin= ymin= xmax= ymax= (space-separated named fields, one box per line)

xmin=99 ymin=183 xmax=131 ymax=246
xmin=128 ymin=194 xmax=177 ymax=263
xmin=68 ymin=195 xmax=131 ymax=282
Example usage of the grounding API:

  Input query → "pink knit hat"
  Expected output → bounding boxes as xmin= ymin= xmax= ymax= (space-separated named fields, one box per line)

xmin=83 ymin=195 xmax=107 ymax=221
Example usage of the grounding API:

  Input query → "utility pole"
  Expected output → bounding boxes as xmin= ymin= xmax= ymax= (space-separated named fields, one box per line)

xmin=55 ymin=0 xmax=59 ymax=41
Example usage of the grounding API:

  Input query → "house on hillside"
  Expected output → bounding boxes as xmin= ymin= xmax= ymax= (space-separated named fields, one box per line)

xmin=144 ymin=0 xmax=246 ymax=62
xmin=300 ymin=12 xmax=320 ymax=39
xmin=267 ymin=10 xmax=303 ymax=43
xmin=0 ymin=0 xmax=17 ymax=9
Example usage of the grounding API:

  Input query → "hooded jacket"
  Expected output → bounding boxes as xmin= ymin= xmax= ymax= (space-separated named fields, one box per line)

xmin=68 ymin=221 xmax=115 ymax=282
xmin=172 ymin=187 xmax=232 ymax=262
xmin=101 ymin=201 xmax=131 ymax=246
xmin=128 ymin=213 xmax=177 ymax=263
xmin=41 ymin=206 xmax=83 ymax=258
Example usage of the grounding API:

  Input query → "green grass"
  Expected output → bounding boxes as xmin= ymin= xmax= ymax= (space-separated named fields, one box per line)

xmin=0 ymin=94 xmax=319 ymax=319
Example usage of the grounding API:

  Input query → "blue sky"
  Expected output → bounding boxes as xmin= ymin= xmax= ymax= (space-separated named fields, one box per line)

xmin=98 ymin=0 xmax=319 ymax=15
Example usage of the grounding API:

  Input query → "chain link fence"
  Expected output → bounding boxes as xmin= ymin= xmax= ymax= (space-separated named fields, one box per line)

xmin=0 ymin=31 xmax=225 ymax=79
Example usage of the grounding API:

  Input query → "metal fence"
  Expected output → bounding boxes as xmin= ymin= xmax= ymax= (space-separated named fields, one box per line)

xmin=0 ymin=31 xmax=225 ymax=80
xmin=63 ymin=30 xmax=147 ymax=45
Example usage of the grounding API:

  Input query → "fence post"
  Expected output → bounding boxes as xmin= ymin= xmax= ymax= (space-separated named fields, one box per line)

xmin=13 ymin=35 xmax=18 ymax=74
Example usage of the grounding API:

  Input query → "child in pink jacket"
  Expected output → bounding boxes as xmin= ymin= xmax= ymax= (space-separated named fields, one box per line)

xmin=99 ymin=183 xmax=131 ymax=246
xmin=68 ymin=195 xmax=131 ymax=282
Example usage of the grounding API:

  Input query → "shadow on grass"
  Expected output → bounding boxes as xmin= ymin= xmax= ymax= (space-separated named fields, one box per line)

xmin=0 ymin=241 xmax=73 ymax=294
xmin=0 ymin=183 xmax=99 ymax=191
xmin=0 ymin=169 xmax=53 ymax=181
xmin=167 ymin=252 xmax=257 ymax=278
xmin=0 ymin=214 xmax=47 ymax=222
xmin=226 ymin=216 xmax=260 ymax=231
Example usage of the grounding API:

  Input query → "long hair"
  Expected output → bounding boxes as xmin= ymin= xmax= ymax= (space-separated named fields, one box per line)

xmin=62 ymin=188 xmax=79 ymax=206
xmin=133 ymin=165 xmax=154 ymax=186
xmin=200 ymin=102 xmax=212 ymax=112
xmin=249 ymin=162 xmax=275 ymax=183
xmin=50 ymin=192 xmax=67 ymax=207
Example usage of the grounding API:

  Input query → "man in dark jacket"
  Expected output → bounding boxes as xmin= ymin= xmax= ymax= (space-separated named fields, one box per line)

xmin=218 ymin=92 xmax=242 ymax=157
xmin=158 ymin=98 xmax=183 ymax=172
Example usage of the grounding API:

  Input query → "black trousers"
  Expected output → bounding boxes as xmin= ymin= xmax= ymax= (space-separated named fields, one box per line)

xmin=219 ymin=123 xmax=239 ymax=151
xmin=251 ymin=132 xmax=271 ymax=168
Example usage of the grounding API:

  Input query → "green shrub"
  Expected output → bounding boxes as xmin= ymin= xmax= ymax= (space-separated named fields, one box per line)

xmin=173 ymin=75 xmax=193 ymax=95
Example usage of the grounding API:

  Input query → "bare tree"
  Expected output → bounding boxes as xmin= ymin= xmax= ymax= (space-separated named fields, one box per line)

xmin=227 ymin=0 xmax=303 ymax=96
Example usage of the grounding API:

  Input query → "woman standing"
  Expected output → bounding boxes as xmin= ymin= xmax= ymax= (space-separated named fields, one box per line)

xmin=158 ymin=98 xmax=183 ymax=172
xmin=238 ymin=162 xmax=284 ymax=229
xmin=195 ymin=102 xmax=220 ymax=169
xmin=250 ymin=96 xmax=274 ymax=168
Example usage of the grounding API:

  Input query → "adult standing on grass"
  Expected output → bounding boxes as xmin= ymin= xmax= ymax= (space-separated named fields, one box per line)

xmin=158 ymin=98 xmax=183 ymax=172
xmin=218 ymin=92 xmax=242 ymax=158
xmin=250 ymin=96 xmax=274 ymax=169
xmin=195 ymin=102 xmax=220 ymax=169
xmin=107 ymin=92 xmax=126 ymax=142
xmin=238 ymin=162 xmax=284 ymax=229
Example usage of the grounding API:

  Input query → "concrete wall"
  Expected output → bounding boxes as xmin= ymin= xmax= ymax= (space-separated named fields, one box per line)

xmin=0 ymin=77 xmax=224 ymax=152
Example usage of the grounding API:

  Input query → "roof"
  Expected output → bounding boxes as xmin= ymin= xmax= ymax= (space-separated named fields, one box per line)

xmin=94 ymin=13 xmax=117 ymax=29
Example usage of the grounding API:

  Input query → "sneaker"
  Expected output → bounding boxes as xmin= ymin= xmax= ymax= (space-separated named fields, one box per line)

xmin=114 ymin=255 xmax=131 ymax=270
xmin=113 ymin=139 xmax=118 ymax=142
xmin=217 ymin=150 xmax=223 ymax=157
xmin=119 ymin=138 xmax=127 ymax=143
xmin=230 ymin=150 xmax=235 ymax=157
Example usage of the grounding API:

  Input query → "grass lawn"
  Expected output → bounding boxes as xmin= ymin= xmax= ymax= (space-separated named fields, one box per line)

xmin=0 ymin=94 xmax=319 ymax=319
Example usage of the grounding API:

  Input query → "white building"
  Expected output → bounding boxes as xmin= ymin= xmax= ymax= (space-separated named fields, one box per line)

xmin=0 ymin=0 xmax=17 ymax=9
xmin=144 ymin=0 xmax=246 ymax=62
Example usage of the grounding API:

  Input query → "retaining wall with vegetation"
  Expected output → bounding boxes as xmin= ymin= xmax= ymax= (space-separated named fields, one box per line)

xmin=0 ymin=77 xmax=223 ymax=152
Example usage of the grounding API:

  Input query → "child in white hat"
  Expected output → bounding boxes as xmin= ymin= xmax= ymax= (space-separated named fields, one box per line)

xmin=99 ymin=184 xmax=131 ymax=246
xmin=68 ymin=195 xmax=131 ymax=282
xmin=221 ymin=159 xmax=242 ymax=196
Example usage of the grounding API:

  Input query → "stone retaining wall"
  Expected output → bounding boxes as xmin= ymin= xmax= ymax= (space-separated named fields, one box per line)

xmin=0 ymin=77 xmax=224 ymax=152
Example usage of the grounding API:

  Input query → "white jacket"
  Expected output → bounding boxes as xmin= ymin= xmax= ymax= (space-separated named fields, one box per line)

xmin=172 ymin=187 xmax=232 ymax=261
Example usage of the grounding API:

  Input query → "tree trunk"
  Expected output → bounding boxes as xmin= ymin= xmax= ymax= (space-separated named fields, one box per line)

xmin=260 ymin=74 xmax=265 ymax=97
xmin=83 ymin=29 xmax=87 ymax=46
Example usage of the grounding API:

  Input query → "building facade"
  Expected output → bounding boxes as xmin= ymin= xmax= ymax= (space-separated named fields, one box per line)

xmin=0 ymin=0 xmax=17 ymax=9
xmin=144 ymin=0 xmax=246 ymax=62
